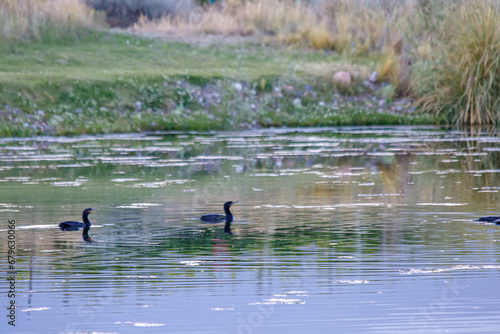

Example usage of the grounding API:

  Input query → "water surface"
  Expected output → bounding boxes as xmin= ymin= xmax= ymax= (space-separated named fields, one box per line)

xmin=1 ymin=126 xmax=500 ymax=333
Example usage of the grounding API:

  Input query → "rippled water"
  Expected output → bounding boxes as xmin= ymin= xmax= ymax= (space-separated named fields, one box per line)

xmin=1 ymin=126 xmax=500 ymax=333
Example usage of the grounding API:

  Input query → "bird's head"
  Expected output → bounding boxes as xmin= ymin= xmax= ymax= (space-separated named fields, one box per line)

xmin=83 ymin=208 xmax=94 ymax=215
xmin=224 ymin=201 xmax=238 ymax=209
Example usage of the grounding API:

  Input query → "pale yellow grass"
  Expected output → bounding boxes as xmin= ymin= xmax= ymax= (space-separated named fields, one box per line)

xmin=134 ymin=0 xmax=332 ymax=48
xmin=133 ymin=0 xmax=422 ymax=55
xmin=0 ymin=0 xmax=99 ymax=42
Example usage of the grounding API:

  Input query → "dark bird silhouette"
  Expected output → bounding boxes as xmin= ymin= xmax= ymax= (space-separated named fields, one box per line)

xmin=59 ymin=208 xmax=95 ymax=242
xmin=477 ymin=216 xmax=500 ymax=225
xmin=201 ymin=201 xmax=238 ymax=234
xmin=201 ymin=201 xmax=238 ymax=223
xmin=59 ymin=208 xmax=94 ymax=231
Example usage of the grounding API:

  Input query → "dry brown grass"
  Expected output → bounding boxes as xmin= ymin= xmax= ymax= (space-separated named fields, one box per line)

xmin=134 ymin=0 xmax=327 ymax=47
xmin=333 ymin=1 xmax=419 ymax=53
xmin=307 ymin=26 xmax=335 ymax=50
xmin=134 ymin=6 xmax=240 ymax=35
xmin=134 ymin=0 xmax=416 ymax=53
xmin=376 ymin=48 xmax=400 ymax=85
xmin=374 ymin=38 xmax=412 ymax=96
xmin=0 ymin=0 xmax=100 ymax=46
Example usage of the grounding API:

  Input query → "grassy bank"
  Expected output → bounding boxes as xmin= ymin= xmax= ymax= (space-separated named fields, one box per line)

xmin=0 ymin=31 xmax=432 ymax=137
xmin=2 ymin=0 xmax=500 ymax=134
xmin=132 ymin=0 xmax=500 ymax=127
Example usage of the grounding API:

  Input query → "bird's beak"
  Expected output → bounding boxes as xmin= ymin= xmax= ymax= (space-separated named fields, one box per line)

xmin=231 ymin=201 xmax=239 ymax=206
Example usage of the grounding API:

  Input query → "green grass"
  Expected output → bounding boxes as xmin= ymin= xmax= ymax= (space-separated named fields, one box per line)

xmin=0 ymin=32 xmax=347 ymax=84
xmin=0 ymin=32 xmax=433 ymax=136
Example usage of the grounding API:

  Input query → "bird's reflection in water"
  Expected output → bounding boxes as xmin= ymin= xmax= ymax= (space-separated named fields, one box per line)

xmin=82 ymin=225 xmax=94 ymax=243
xmin=224 ymin=221 xmax=232 ymax=235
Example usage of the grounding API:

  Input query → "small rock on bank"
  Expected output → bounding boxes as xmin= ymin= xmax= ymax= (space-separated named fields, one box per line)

xmin=333 ymin=71 xmax=352 ymax=86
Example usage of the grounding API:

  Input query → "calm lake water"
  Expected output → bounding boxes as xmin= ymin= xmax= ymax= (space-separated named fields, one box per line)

xmin=1 ymin=126 xmax=500 ymax=333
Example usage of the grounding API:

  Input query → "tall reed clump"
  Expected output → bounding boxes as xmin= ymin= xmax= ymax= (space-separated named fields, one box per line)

xmin=412 ymin=1 xmax=500 ymax=125
xmin=0 ymin=0 xmax=101 ymax=50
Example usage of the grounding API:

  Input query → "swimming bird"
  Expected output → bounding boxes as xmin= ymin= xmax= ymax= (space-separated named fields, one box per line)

xmin=59 ymin=208 xmax=94 ymax=231
xmin=477 ymin=216 xmax=500 ymax=225
xmin=201 ymin=201 xmax=238 ymax=223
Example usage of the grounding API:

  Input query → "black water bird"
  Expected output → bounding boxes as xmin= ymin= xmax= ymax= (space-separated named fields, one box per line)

xmin=201 ymin=201 xmax=238 ymax=224
xmin=477 ymin=216 xmax=500 ymax=225
xmin=59 ymin=208 xmax=94 ymax=231
xmin=58 ymin=208 xmax=95 ymax=243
